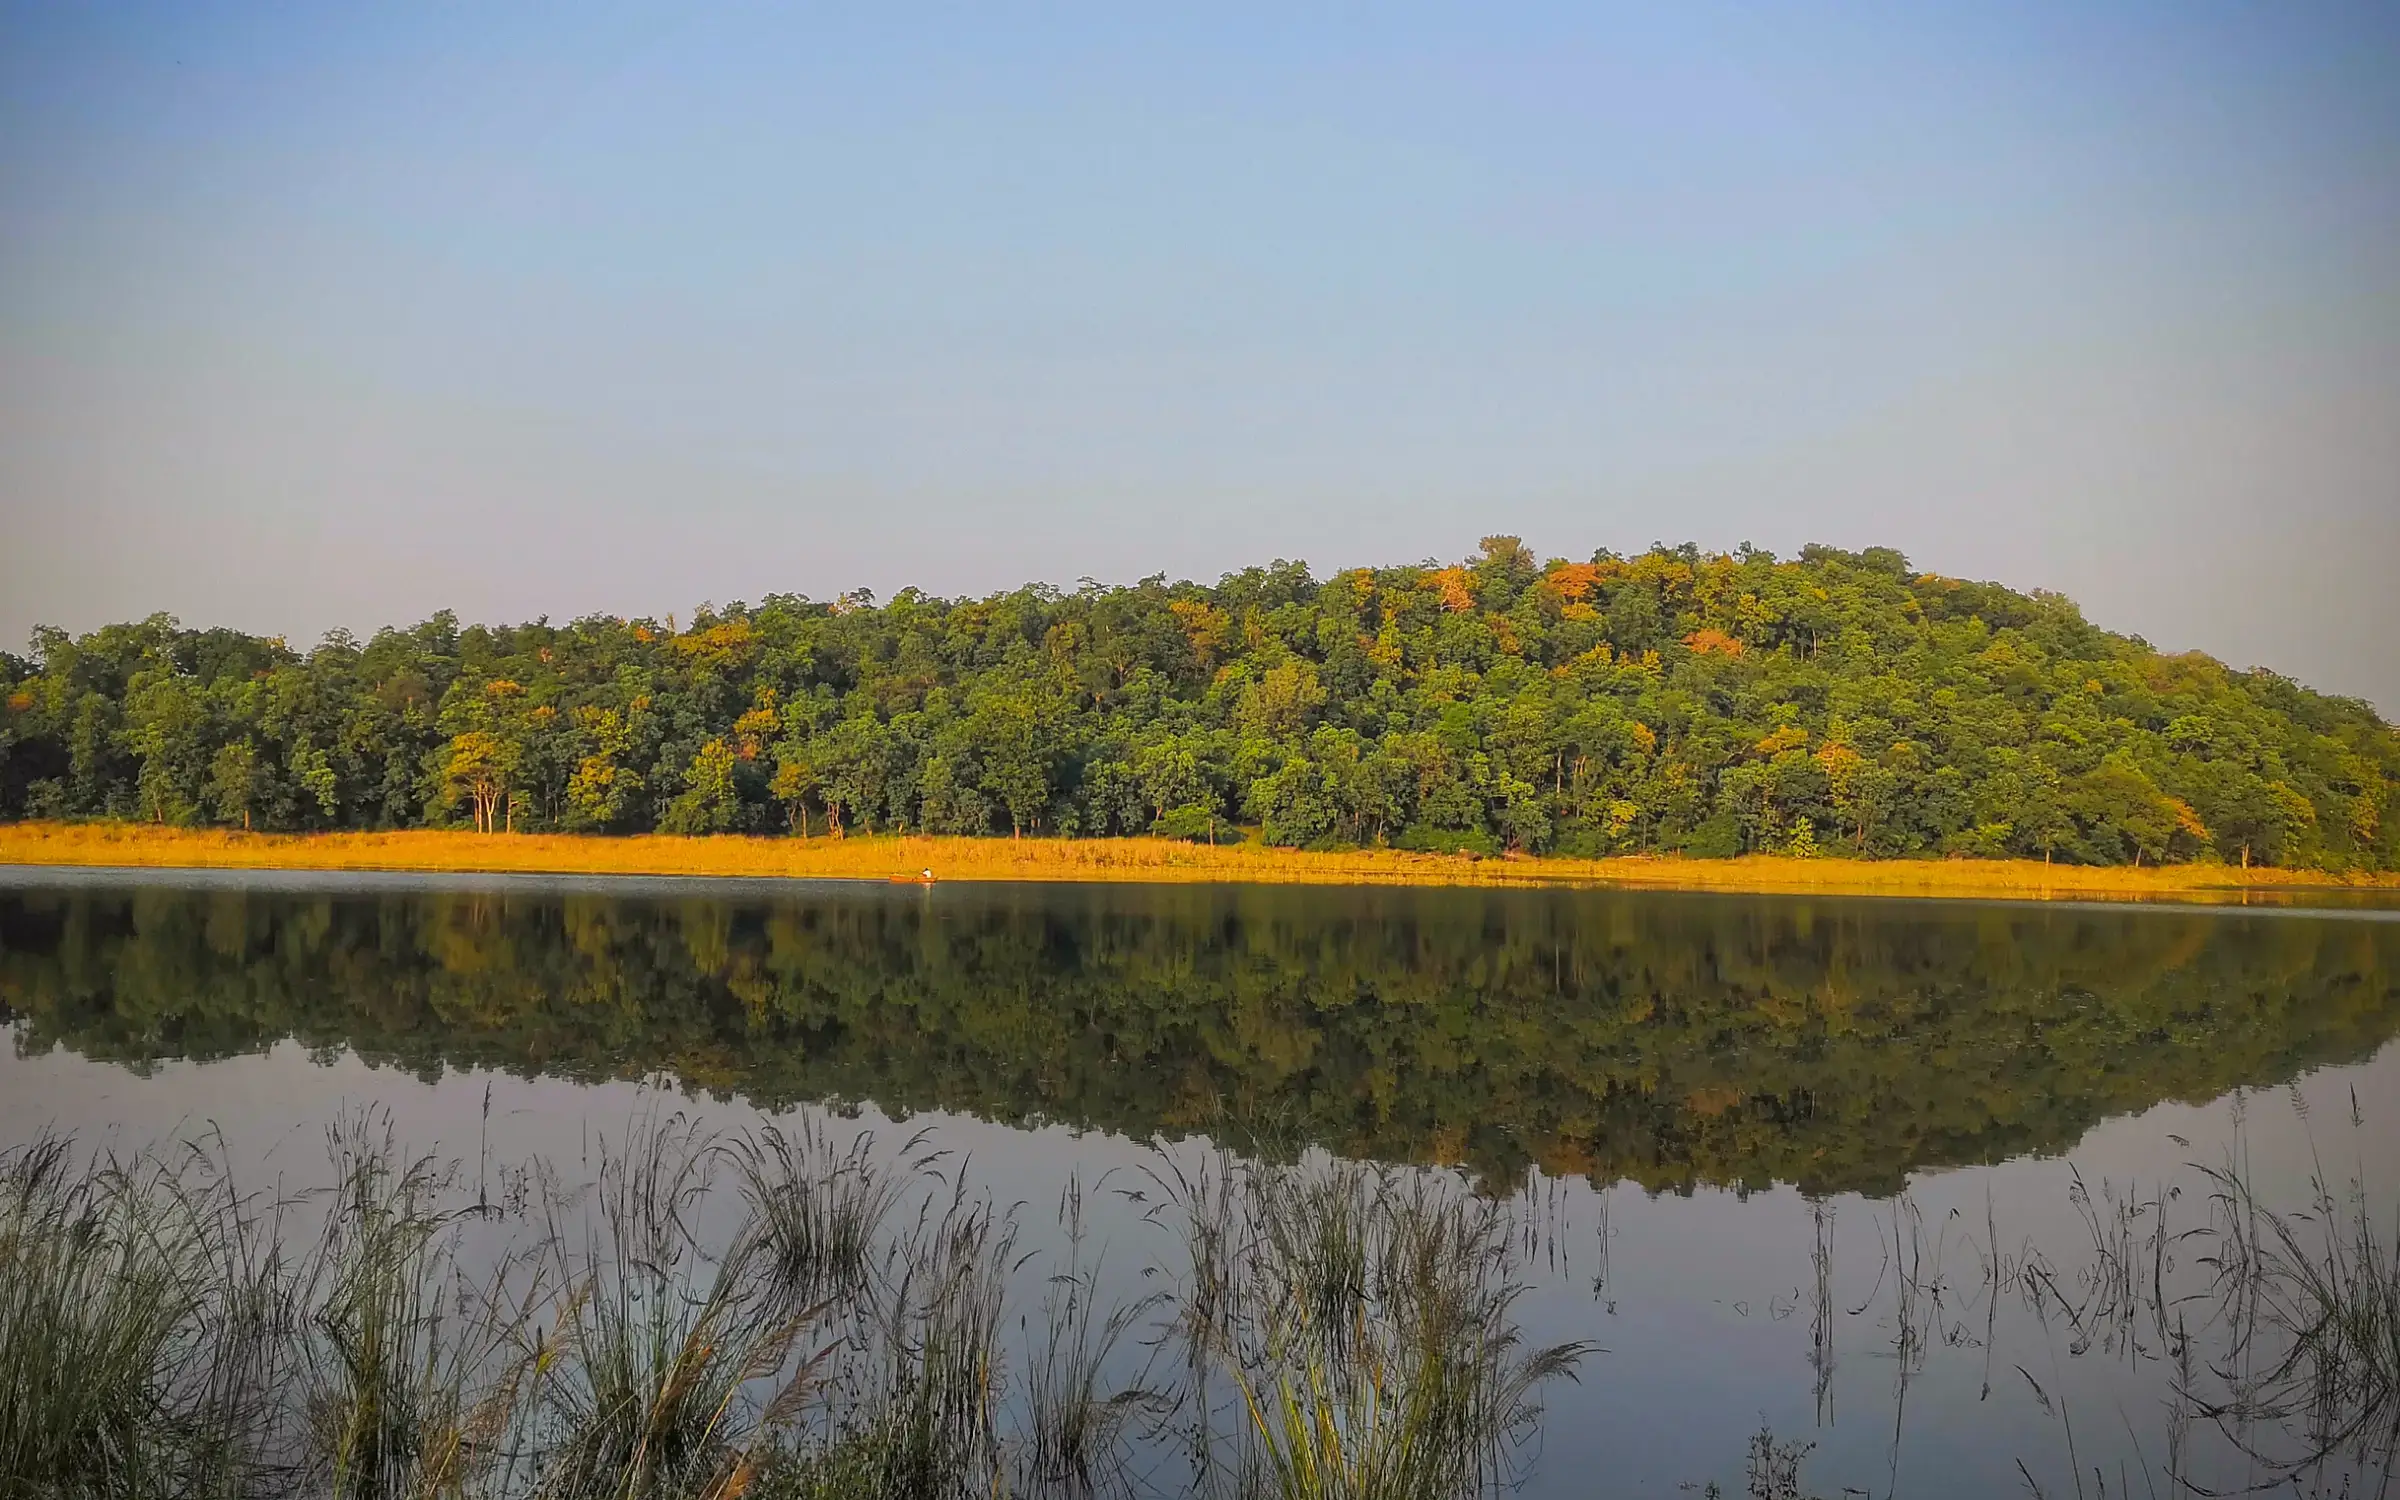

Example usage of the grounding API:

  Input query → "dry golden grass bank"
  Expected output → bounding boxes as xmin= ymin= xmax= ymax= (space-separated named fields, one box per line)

xmin=2 ymin=821 xmax=2394 ymax=904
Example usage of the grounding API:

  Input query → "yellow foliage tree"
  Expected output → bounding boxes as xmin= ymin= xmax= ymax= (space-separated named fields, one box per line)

xmin=1430 ymin=568 xmax=1476 ymax=613
xmin=441 ymin=731 xmax=515 ymax=834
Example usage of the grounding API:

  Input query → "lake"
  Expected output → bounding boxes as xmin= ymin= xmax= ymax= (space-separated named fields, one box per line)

xmin=4 ymin=868 xmax=2398 ymax=1497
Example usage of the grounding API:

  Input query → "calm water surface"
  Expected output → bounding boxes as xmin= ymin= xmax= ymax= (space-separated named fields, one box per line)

xmin=5 ymin=869 xmax=2398 ymax=1496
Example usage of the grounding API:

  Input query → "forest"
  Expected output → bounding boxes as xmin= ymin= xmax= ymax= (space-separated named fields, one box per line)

xmin=3 ymin=540 xmax=2393 ymax=869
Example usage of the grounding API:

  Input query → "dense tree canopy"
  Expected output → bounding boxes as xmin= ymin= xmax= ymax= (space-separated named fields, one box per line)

xmin=4 ymin=540 xmax=2393 ymax=868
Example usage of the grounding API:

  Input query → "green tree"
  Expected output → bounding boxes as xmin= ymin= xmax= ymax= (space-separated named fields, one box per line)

xmin=661 ymin=738 xmax=740 ymax=834
xmin=769 ymin=743 xmax=818 ymax=835
xmin=812 ymin=716 xmax=897 ymax=836
xmin=207 ymin=740 xmax=260 ymax=829
xmin=287 ymin=739 xmax=339 ymax=825
xmin=2066 ymin=758 xmax=2179 ymax=867
xmin=968 ymin=694 xmax=1052 ymax=837
xmin=125 ymin=674 xmax=208 ymax=825
xmin=564 ymin=705 xmax=645 ymax=831
xmin=1247 ymin=753 xmax=1338 ymax=847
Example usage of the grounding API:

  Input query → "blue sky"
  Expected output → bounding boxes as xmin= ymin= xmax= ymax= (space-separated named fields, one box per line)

xmin=3 ymin=3 xmax=2395 ymax=707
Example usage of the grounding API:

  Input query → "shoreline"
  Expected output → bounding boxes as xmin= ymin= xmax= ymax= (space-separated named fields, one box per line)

xmin=2 ymin=822 xmax=2393 ymax=905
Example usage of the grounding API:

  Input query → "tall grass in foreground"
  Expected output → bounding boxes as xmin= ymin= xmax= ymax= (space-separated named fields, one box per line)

xmin=1983 ymin=1100 xmax=2400 ymax=1493
xmin=1679 ymin=1132 xmax=2400 ymax=1500
xmin=1014 ymin=1179 xmax=1163 ymax=1500
xmin=19 ymin=1103 xmax=2400 ymax=1498
xmin=528 ymin=1117 xmax=819 ymax=1500
xmin=2190 ymin=1152 xmax=2400 ymax=1481
xmin=0 ymin=1133 xmax=291 ymax=1500
xmin=1142 ymin=1156 xmax=1593 ymax=1500
xmin=299 ymin=1121 xmax=540 ymax=1500
xmin=0 ymin=1121 xmax=1585 ymax=1500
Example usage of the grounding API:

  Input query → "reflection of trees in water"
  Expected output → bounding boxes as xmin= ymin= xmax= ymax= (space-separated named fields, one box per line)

xmin=4 ymin=884 xmax=2397 ymax=1194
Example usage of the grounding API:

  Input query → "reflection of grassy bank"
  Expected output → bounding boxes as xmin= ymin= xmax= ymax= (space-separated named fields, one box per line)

xmin=7 ymin=821 xmax=2397 ymax=902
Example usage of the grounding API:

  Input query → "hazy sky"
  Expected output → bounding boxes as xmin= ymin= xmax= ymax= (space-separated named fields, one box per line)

xmin=4 ymin=3 xmax=2395 ymax=709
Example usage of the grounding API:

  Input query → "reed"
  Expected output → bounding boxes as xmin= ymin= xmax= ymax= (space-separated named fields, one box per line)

xmin=797 ymin=1177 xmax=1013 ymax=1500
xmin=1171 ymin=1158 xmax=1594 ymax=1500
xmin=531 ymin=1117 xmax=795 ymax=1500
xmin=0 ymin=1121 xmax=1595 ymax=1500
xmin=1690 ymin=1430 xmax=1826 ymax=1500
xmin=301 ymin=1118 xmax=545 ymax=1500
xmin=0 ymin=1132 xmax=292 ymax=1499
xmin=2194 ymin=1156 xmax=2400 ymax=1475
xmin=738 ymin=1121 xmax=910 ymax=1313
xmin=1014 ymin=1177 xmax=1165 ymax=1500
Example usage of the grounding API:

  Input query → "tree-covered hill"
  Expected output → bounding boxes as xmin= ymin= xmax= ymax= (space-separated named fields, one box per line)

xmin=3 ymin=540 xmax=2393 ymax=869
